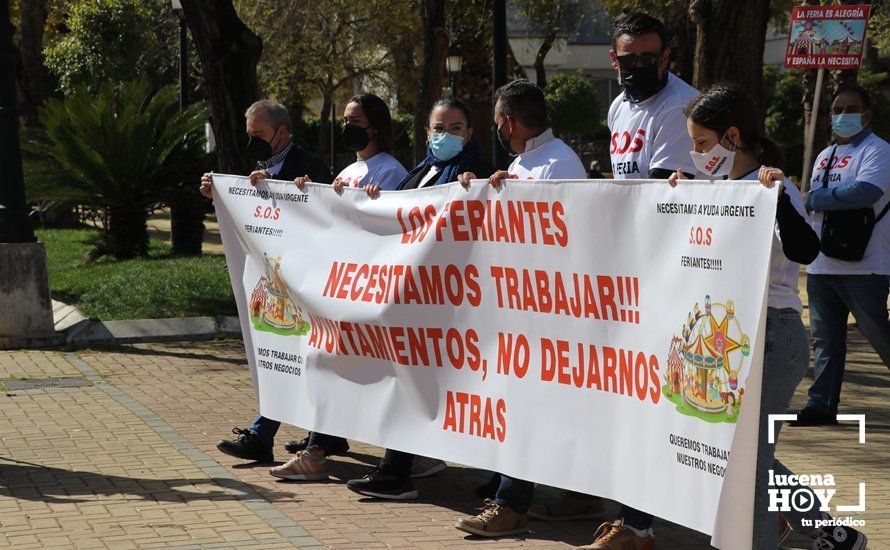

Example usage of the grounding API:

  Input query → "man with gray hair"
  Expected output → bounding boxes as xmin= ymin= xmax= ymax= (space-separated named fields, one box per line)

xmin=200 ymin=99 xmax=332 ymax=199
xmin=200 ymin=99 xmax=333 ymax=463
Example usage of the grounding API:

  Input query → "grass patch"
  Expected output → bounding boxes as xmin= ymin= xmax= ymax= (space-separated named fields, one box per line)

xmin=39 ymin=228 xmax=236 ymax=320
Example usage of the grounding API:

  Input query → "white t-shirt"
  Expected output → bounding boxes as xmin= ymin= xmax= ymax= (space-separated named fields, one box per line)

xmin=740 ymin=172 xmax=809 ymax=312
xmin=507 ymin=129 xmax=587 ymax=180
xmin=807 ymin=131 xmax=890 ymax=275
xmin=608 ymin=72 xmax=699 ymax=179
xmin=334 ymin=152 xmax=407 ymax=190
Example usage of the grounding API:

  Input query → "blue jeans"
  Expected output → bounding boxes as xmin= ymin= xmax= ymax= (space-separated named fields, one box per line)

xmin=248 ymin=415 xmax=280 ymax=447
xmin=753 ymin=308 xmax=821 ymax=548
xmin=494 ymin=475 xmax=534 ymax=514
xmin=806 ymin=274 xmax=890 ymax=414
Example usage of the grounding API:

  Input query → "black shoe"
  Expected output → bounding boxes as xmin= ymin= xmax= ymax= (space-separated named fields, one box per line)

xmin=475 ymin=472 xmax=501 ymax=499
xmin=284 ymin=437 xmax=309 ymax=454
xmin=284 ymin=433 xmax=350 ymax=456
xmin=812 ymin=525 xmax=867 ymax=549
xmin=346 ymin=464 xmax=418 ymax=500
xmin=787 ymin=407 xmax=839 ymax=427
xmin=216 ymin=428 xmax=274 ymax=462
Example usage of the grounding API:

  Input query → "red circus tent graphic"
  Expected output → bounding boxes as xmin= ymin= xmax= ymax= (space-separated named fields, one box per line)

xmin=666 ymin=337 xmax=684 ymax=395
xmin=792 ymin=31 xmax=815 ymax=55
xmin=833 ymin=33 xmax=861 ymax=53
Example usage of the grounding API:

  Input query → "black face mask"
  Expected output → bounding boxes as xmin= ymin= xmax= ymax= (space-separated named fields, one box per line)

xmin=342 ymin=124 xmax=371 ymax=152
xmin=496 ymin=124 xmax=517 ymax=157
xmin=620 ymin=66 xmax=665 ymax=103
xmin=246 ymin=127 xmax=278 ymax=163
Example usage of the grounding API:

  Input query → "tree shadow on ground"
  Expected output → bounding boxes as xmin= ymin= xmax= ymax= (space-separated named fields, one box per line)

xmin=0 ymin=456 xmax=297 ymax=505
xmin=89 ymin=344 xmax=245 ymax=367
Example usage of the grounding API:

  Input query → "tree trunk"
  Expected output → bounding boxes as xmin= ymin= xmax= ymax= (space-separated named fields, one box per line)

xmin=107 ymin=205 xmax=149 ymax=260
xmin=534 ymin=6 xmax=562 ymax=89
xmin=453 ymin=1 xmax=494 ymax=168
xmin=17 ymin=0 xmax=51 ymax=126
xmin=179 ymin=0 xmax=262 ymax=175
xmin=666 ymin=1 xmax=696 ymax=84
xmin=690 ymin=0 xmax=771 ymax=105
xmin=170 ymin=186 xmax=206 ymax=256
xmin=316 ymin=92 xmax=332 ymax=157
xmin=413 ymin=0 xmax=448 ymax=163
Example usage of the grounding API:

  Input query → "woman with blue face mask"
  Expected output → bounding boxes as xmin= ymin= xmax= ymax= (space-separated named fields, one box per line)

xmin=343 ymin=97 xmax=493 ymax=500
xmin=363 ymin=97 xmax=493 ymax=198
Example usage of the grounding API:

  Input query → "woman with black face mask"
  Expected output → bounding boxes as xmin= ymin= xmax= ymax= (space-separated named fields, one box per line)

xmin=268 ymin=93 xmax=406 ymax=483
xmin=293 ymin=93 xmax=407 ymax=193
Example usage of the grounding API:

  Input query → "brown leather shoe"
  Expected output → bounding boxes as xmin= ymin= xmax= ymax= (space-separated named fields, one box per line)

xmin=577 ymin=520 xmax=655 ymax=549
xmin=529 ymin=491 xmax=606 ymax=521
xmin=454 ymin=499 xmax=530 ymax=538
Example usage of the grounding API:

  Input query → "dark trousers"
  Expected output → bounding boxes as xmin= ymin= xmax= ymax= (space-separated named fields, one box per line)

xmin=248 ymin=415 xmax=280 ymax=446
xmin=620 ymin=505 xmax=653 ymax=530
xmin=306 ymin=431 xmax=347 ymax=455
xmin=494 ymin=475 xmax=534 ymax=514
xmin=381 ymin=449 xmax=415 ymax=479
xmin=807 ymin=274 xmax=890 ymax=414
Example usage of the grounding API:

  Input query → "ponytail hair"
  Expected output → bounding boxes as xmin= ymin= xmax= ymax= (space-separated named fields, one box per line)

xmin=684 ymin=84 xmax=784 ymax=170
xmin=756 ymin=136 xmax=784 ymax=170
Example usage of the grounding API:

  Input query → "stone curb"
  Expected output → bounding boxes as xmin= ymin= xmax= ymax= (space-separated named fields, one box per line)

xmin=63 ymin=315 xmax=242 ymax=347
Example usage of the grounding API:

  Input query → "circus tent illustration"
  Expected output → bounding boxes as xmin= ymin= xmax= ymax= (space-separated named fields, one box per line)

xmin=663 ymin=296 xmax=750 ymax=422
xmin=791 ymin=28 xmax=816 ymax=55
xmin=832 ymin=32 xmax=861 ymax=54
xmin=249 ymin=254 xmax=310 ymax=336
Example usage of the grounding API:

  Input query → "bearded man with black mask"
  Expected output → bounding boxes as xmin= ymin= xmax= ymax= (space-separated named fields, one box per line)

xmin=607 ymin=13 xmax=699 ymax=182
xmin=199 ymin=100 xmax=332 ymax=464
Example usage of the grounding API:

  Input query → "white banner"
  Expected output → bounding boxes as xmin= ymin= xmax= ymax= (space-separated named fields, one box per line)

xmin=213 ymin=175 xmax=778 ymax=549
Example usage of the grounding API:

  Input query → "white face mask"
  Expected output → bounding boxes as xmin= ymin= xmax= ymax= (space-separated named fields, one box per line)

xmin=690 ymin=131 xmax=736 ymax=178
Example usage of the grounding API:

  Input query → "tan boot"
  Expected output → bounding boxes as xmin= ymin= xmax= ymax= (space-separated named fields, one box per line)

xmin=528 ymin=491 xmax=606 ymax=521
xmin=577 ymin=520 xmax=655 ymax=550
xmin=454 ymin=499 xmax=530 ymax=538
xmin=268 ymin=450 xmax=328 ymax=481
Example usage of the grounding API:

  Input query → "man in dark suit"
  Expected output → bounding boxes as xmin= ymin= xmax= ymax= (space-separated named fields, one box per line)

xmin=200 ymin=100 xmax=334 ymax=463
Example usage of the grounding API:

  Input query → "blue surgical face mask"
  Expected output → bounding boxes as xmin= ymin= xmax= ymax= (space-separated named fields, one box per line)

xmin=429 ymin=132 xmax=464 ymax=161
xmin=832 ymin=113 xmax=864 ymax=138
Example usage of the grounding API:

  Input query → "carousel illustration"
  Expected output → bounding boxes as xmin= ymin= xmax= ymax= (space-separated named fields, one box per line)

xmin=663 ymin=295 xmax=750 ymax=423
xmin=248 ymin=254 xmax=310 ymax=336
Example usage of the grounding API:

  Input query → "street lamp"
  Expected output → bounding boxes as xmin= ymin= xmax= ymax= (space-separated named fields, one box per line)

xmin=445 ymin=45 xmax=463 ymax=97
xmin=171 ymin=0 xmax=188 ymax=111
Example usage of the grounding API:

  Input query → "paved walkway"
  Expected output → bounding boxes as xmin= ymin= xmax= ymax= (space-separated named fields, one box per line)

xmin=0 ymin=328 xmax=887 ymax=548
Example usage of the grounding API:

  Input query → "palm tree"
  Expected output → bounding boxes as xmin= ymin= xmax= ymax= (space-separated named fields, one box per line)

xmin=23 ymin=78 xmax=209 ymax=259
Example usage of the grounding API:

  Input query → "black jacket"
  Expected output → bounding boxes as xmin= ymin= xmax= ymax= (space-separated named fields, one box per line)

xmin=399 ymin=155 xmax=495 ymax=191
xmin=271 ymin=145 xmax=333 ymax=184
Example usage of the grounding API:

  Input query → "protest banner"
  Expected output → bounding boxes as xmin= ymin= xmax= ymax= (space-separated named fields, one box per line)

xmin=213 ymin=175 xmax=779 ymax=548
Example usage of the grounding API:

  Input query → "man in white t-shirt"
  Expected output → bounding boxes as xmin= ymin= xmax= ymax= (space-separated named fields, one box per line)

xmin=454 ymin=79 xmax=586 ymax=539
xmin=791 ymin=84 xmax=890 ymax=427
xmin=607 ymin=14 xmax=698 ymax=181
